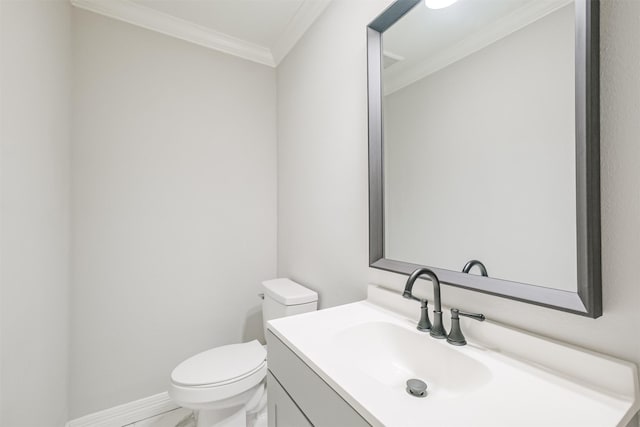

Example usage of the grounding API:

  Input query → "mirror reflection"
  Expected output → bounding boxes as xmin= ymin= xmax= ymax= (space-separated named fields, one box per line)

xmin=382 ymin=0 xmax=577 ymax=291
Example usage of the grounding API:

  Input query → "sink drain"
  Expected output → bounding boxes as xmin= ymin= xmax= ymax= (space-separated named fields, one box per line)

xmin=406 ymin=379 xmax=428 ymax=397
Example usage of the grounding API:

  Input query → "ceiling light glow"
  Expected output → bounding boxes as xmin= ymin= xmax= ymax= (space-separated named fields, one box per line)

xmin=424 ymin=0 xmax=458 ymax=9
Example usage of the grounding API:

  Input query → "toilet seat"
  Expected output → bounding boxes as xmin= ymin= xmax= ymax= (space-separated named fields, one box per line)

xmin=172 ymin=340 xmax=266 ymax=387
xmin=179 ymin=362 xmax=266 ymax=388
xmin=169 ymin=340 xmax=268 ymax=407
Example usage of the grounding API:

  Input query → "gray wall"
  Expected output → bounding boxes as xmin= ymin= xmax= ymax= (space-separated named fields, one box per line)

xmin=70 ymin=10 xmax=277 ymax=418
xmin=277 ymin=0 xmax=640 ymax=425
xmin=0 ymin=1 xmax=71 ymax=425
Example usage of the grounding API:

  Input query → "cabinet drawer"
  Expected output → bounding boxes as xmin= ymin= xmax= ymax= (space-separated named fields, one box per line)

xmin=267 ymin=329 xmax=370 ymax=427
xmin=267 ymin=371 xmax=312 ymax=427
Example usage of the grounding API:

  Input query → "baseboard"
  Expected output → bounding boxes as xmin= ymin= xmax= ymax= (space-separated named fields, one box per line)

xmin=66 ymin=392 xmax=179 ymax=427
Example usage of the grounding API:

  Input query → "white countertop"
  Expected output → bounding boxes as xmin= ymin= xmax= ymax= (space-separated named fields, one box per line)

xmin=267 ymin=285 xmax=639 ymax=427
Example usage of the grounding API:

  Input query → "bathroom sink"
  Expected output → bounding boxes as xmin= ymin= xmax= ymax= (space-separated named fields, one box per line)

xmin=267 ymin=285 xmax=640 ymax=427
xmin=332 ymin=321 xmax=491 ymax=398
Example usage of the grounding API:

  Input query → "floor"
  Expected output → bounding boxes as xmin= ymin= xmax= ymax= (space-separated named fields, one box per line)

xmin=123 ymin=408 xmax=195 ymax=427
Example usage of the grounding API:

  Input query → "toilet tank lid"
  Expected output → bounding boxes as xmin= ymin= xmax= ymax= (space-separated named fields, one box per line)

xmin=262 ymin=278 xmax=318 ymax=305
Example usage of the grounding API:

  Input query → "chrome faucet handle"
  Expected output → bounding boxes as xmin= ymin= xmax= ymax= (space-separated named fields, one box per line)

xmin=446 ymin=308 xmax=485 ymax=346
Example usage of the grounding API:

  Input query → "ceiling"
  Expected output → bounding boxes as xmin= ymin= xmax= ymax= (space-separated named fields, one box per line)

xmin=70 ymin=0 xmax=332 ymax=67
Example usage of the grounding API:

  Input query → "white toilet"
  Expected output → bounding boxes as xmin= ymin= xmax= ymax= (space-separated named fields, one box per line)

xmin=169 ymin=278 xmax=318 ymax=427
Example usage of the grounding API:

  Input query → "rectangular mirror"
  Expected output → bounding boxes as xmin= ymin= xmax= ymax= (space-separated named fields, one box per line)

xmin=368 ymin=0 xmax=601 ymax=317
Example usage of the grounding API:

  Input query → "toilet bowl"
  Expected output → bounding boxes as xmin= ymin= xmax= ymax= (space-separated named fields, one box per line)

xmin=169 ymin=278 xmax=318 ymax=427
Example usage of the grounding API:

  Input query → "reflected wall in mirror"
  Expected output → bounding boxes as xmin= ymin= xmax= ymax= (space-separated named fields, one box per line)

xmin=384 ymin=1 xmax=576 ymax=291
xmin=367 ymin=0 xmax=601 ymax=316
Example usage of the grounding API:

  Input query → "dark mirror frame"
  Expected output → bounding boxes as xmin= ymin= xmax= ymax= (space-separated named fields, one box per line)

xmin=367 ymin=0 xmax=601 ymax=317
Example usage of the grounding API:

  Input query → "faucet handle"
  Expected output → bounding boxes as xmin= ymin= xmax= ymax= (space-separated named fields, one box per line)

xmin=455 ymin=309 xmax=485 ymax=322
xmin=402 ymin=291 xmax=432 ymax=332
xmin=446 ymin=308 xmax=485 ymax=346
xmin=417 ymin=299 xmax=432 ymax=332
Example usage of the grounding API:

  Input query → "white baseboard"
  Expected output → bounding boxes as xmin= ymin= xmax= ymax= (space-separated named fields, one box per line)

xmin=66 ymin=392 xmax=179 ymax=427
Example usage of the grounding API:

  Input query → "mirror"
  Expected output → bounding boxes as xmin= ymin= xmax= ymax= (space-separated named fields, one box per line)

xmin=367 ymin=0 xmax=601 ymax=317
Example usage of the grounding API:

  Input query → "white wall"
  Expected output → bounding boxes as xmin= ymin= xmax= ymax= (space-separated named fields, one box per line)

xmin=384 ymin=5 xmax=577 ymax=291
xmin=0 ymin=1 xmax=71 ymax=426
xmin=277 ymin=1 xmax=640 ymax=425
xmin=277 ymin=0 xmax=391 ymax=309
xmin=70 ymin=10 xmax=277 ymax=418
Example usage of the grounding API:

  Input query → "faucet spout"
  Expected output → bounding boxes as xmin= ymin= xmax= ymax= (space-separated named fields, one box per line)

xmin=462 ymin=259 xmax=488 ymax=277
xmin=403 ymin=268 xmax=446 ymax=339
xmin=404 ymin=268 xmax=442 ymax=312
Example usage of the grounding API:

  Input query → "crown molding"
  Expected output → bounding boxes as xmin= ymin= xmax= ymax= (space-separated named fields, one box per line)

xmin=271 ymin=0 xmax=332 ymax=65
xmin=384 ymin=0 xmax=573 ymax=95
xmin=70 ymin=0 xmax=276 ymax=67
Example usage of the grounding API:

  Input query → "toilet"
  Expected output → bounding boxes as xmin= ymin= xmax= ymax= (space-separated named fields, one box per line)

xmin=169 ymin=278 xmax=318 ymax=427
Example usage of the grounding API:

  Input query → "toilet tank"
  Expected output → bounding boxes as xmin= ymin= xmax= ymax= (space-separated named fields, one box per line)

xmin=261 ymin=278 xmax=318 ymax=339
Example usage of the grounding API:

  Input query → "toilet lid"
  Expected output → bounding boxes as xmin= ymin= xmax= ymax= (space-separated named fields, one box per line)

xmin=171 ymin=340 xmax=266 ymax=387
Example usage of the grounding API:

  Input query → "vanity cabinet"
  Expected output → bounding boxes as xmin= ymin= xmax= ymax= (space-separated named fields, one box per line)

xmin=266 ymin=329 xmax=370 ymax=427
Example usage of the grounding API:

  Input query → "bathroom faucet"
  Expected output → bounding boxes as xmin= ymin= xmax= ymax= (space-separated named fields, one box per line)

xmin=403 ymin=268 xmax=447 ymax=339
xmin=462 ymin=260 xmax=488 ymax=276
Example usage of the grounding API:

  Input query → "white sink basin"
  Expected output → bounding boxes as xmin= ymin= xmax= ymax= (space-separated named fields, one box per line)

xmin=268 ymin=285 xmax=640 ymax=427
xmin=333 ymin=321 xmax=491 ymax=398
